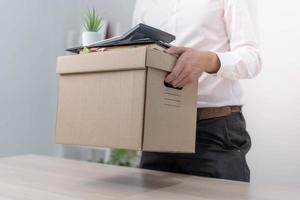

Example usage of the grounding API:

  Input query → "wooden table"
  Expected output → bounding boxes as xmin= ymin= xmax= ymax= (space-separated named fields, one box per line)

xmin=0 ymin=155 xmax=298 ymax=200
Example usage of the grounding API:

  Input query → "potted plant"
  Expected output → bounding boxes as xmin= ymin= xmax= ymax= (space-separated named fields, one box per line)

xmin=82 ymin=8 xmax=103 ymax=46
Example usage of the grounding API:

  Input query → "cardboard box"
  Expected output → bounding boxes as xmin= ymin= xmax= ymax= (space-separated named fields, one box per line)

xmin=55 ymin=45 xmax=198 ymax=153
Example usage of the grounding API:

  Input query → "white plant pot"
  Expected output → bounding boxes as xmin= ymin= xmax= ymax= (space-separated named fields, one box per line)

xmin=82 ymin=31 xmax=101 ymax=46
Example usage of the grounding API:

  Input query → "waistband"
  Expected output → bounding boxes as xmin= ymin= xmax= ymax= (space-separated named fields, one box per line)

xmin=197 ymin=106 xmax=242 ymax=120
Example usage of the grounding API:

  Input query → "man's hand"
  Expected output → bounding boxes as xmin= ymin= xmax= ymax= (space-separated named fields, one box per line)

xmin=165 ymin=47 xmax=221 ymax=88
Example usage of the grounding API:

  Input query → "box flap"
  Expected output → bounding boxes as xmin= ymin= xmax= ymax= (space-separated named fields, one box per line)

xmin=146 ymin=47 xmax=177 ymax=72
xmin=57 ymin=47 xmax=147 ymax=74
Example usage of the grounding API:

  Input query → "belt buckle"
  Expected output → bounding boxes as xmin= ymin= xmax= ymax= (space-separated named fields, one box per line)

xmin=224 ymin=106 xmax=232 ymax=116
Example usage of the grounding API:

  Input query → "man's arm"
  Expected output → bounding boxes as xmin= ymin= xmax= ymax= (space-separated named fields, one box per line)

xmin=165 ymin=48 xmax=221 ymax=88
xmin=165 ymin=0 xmax=262 ymax=87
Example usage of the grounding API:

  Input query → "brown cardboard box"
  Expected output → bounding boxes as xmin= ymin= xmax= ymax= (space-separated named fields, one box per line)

xmin=56 ymin=44 xmax=198 ymax=153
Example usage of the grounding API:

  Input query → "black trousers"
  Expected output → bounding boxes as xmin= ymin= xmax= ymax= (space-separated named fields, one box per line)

xmin=140 ymin=112 xmax=252 ymax=182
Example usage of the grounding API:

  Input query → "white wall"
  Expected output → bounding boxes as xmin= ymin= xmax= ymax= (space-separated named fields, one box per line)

xmin=243 ymin=0 xmax=300 ymax=187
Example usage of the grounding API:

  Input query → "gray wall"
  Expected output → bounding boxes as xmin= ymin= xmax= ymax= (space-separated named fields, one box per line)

xmin=0 ymin=0 xmax=91 ymax=157
xmin=0 ymin=0 xmax=136 ymax=158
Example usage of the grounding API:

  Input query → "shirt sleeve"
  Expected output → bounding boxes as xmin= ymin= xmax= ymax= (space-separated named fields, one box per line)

xmin=215 ymin=0 xmax=262 ymax=80
xmin=132 ymin=0 xmax=143 ymax=27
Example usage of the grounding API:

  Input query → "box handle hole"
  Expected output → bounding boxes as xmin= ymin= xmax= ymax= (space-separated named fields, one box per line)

xmin=164 ymin=81 xmax=183 ymax=90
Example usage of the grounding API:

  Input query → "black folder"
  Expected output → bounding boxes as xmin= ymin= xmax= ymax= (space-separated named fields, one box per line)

xmin=66 ymin=23 xmax=176 ymax=53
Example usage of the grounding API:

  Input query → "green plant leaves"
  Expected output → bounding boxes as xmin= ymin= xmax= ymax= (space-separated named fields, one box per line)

xmin=84 ymin=8 xmax=103 ymax=32
xmin=108 ymin=149 xmax=139 ymax=167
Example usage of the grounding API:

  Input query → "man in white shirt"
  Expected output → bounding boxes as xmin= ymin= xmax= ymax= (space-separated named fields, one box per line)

xmin=133 ymin=0 xmax=261 ymax=182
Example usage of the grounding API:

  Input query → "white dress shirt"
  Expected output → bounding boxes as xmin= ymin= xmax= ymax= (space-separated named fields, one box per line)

xmin=132 ymin=0 xmax=262 ymax=108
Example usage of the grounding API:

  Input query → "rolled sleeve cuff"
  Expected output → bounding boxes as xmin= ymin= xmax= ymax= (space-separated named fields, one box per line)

xmin=214 ymin=52 xmax=240 ymax=80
